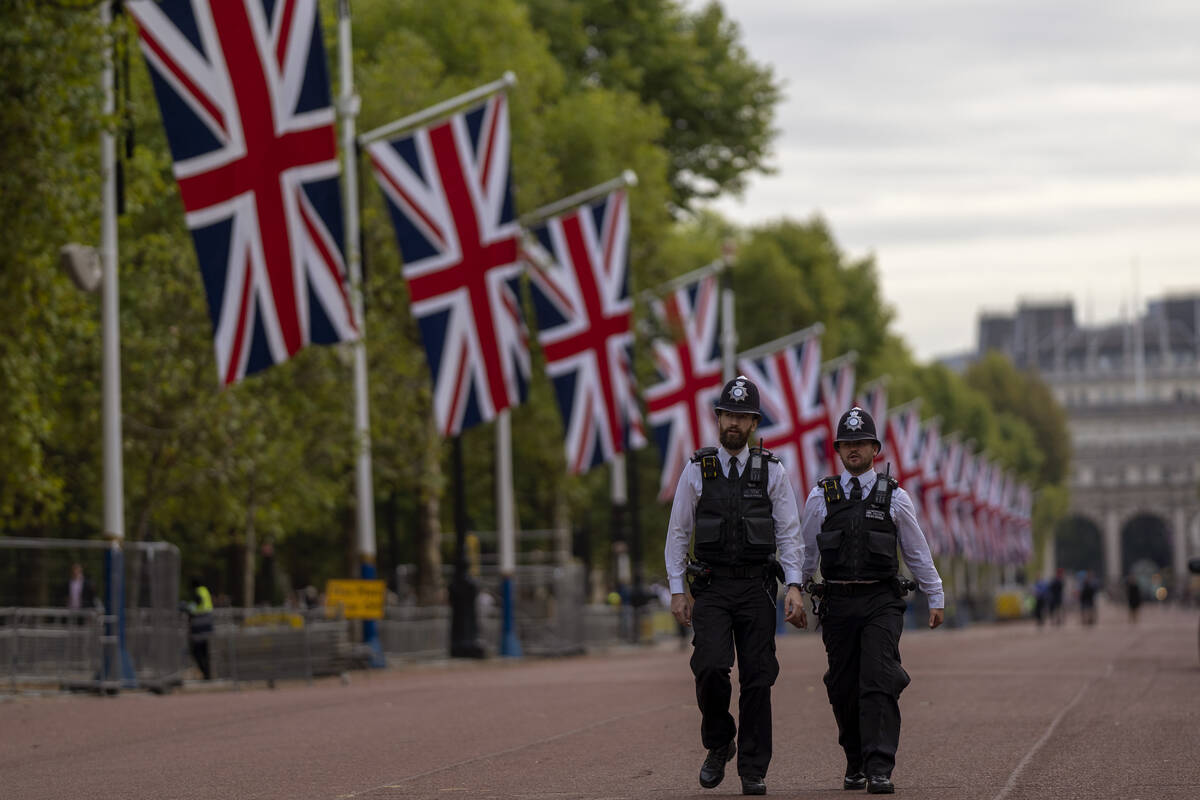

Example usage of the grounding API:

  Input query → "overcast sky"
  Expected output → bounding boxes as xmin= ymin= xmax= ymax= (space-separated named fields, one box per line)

xmin=697 ymin=0 xmax=1200 ymax=360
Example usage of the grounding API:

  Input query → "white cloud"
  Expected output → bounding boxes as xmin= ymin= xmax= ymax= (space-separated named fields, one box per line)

xmin=698 ymin=0 xmax=1200 ymax=358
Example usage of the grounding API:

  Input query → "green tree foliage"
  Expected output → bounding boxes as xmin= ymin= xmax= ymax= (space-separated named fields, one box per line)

xmin=0 ymin=2 xmax=105 ymax=530
xmin=521 ymin=0 xmax=781 ymax=211
xmin=963 ymin=352 xmax=1070 ymax=486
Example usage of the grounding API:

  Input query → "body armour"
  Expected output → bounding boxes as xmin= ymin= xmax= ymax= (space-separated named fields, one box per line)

xmin=816 ymin=474 xmax=900 ymax=581
xmin=692 ymin=447 xmax=777 ymax=566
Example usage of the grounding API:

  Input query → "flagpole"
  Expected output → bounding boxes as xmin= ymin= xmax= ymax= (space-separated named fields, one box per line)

xmin=337 ymin=0 xmax=383 ymax=667
xmin=497 ymin=409 xmax=521 ymax=656
xmin=735 ymin=323 xmax=824 ymax=362
xmin=721 ymin=242 xmax=737 ymax=381
xmin=100 ymin=0 xmax=135 ymax=689
xmin=518 ymin=171 xmax=637 ymax=229
xmin=640 ymin=258 xmax=727 ymax=305
xmin=358 ymin=72 xmax=517 ymax=146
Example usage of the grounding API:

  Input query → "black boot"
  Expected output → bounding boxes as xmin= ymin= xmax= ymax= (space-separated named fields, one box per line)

xmin=699 ymin=740 xmax=736 ymax=789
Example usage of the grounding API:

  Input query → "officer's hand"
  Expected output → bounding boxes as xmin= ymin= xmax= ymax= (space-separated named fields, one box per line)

xmin=929 ymin=608 xmax=944 ymax=629
xmin=671 ymin=593 xmax=694 ymax=627
xmin=784 ymin=586 xmax=807 ymax=629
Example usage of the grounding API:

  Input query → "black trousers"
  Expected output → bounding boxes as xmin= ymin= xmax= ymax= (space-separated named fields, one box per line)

xmin=190 ymin=638 xmax=211 ymax=680
xmin=820 ymin=585 xmax=910 ymax=777
xmin=690 ymin=575 xmax=779 ymax=778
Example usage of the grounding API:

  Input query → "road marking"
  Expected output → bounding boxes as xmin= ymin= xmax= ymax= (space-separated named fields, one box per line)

xmin=991 ymin=662 xmax=1114 ymax=800
xmin=335 ymin=701 xmax=679 ymax=798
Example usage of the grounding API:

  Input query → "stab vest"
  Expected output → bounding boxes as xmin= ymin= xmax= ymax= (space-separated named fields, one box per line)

xmin=692 ymin=446 xmax=777 ymax=566
xmin=816 ymin=473 xmax=900 ymax=581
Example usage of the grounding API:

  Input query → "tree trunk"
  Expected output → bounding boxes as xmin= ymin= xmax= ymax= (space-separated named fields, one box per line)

xmin=415 ymin=434 xmax=444 ymax=605
xmin=242 ymin=496 xmax=256 ymax=607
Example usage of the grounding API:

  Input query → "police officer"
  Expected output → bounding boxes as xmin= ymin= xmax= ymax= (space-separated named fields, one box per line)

xmin=665 ymin=375 xmax=807 ymax=796
xmin=798 ymin=407 xmax=944 ymax=795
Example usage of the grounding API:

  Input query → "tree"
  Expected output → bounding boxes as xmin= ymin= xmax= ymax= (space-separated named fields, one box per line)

xmin=521 ymin=0 xmax=781 ymax=211
xmin=964 ymin=352 xmax=1071 ymax=486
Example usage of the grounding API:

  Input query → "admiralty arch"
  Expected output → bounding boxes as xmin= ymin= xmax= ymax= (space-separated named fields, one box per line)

xmin=976 ymin=293 xmax=1200 ymax=596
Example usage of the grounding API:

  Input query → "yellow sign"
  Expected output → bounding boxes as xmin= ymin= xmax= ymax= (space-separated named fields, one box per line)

xmin=325 ymin=579 xmax=386 ymax=620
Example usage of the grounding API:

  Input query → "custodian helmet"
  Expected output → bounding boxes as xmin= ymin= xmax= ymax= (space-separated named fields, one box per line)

xmin=834 ymin=406 xmax=881 ymax=452
xmin=713 ymin=375 xmax=761 ymax=417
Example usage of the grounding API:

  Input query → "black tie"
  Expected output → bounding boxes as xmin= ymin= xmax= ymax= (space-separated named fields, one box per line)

xmin=849 ymin=476 xmax=862 ymax=502
xmin=728 ymin=457 xmax=740 ymax=482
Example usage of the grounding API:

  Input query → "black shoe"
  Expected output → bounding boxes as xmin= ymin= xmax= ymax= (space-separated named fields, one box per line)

xmin=699 ymin=740 xmax=736 ymax=789
xmin=741 ymin=775 xmax=766 ymax=795
xmin=866 ymin=775 xmax=894 ymax=794
xmin=843 ymin=772 xmax=867 ymax=790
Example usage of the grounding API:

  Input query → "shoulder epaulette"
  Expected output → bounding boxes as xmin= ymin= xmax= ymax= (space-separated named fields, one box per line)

xmin=818 ymin=475 xmax=844 ymax=504
xmin=693 ymin=447 xmax=720 ymax=479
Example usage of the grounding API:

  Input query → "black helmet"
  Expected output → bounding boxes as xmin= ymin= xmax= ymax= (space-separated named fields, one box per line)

xmin=834 ymin=406 xmax=881 ymax=451
xmin=714 ymin=375 xmax=761 ymax=417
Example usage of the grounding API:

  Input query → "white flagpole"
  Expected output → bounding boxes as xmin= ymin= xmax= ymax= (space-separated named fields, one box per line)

xmin=100 ymin=0 xmax=134 ymax=687
xmin=338 ymin=0 xmax=382 ymax=666
xmin=359 ymin=72 xmax=517 ymax=146
xmin=735 ymin=323 xmax=825 ymax=362
xmin=497 ymin=408 xmax=521 ymax=656
xmin=518 ymin=170 xmax=637 ymax=229
xmin=720 ymin=243 xmax=737 ymax=381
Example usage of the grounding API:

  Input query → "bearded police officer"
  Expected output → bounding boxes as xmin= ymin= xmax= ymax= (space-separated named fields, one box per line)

xmin=799 ymin=407 xmax=944 ymax=795
xmin=665 ymin=375 xmax=807 ymax=796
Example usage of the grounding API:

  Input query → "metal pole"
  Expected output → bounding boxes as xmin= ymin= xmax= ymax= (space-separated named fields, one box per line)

xmin=337 ymin=0 xmax=383 ymax=667
xmin=359 ymin=71 xmax=517 ymax=146
xmin=518 ymin=170 xmax=637 ymax=229
xmin=497 ymin=410 xmax=521 ymax=656
xmin=101 ymin=0 xmax=123 ymax=546
xmin=100 ymin=0 xmax=135 ymax=688
xmin=721 ymin=250 xmax=736 ymax=381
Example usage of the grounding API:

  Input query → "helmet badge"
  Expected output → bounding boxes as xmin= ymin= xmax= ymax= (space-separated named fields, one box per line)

xmin=728 ymin=378 xmax=748 ymax=402
xmin=845 ymin=408 xmax=864 ymax=431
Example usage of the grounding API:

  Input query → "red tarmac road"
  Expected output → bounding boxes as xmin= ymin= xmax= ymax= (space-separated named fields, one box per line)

xmin=3 ymin=603 xmax=1198 ymax=800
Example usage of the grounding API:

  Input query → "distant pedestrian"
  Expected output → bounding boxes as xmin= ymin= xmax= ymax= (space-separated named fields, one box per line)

xmin=184 ymin=577 xmax=214 ymax=680
xmin=63 ymin=562 xmax=97 ymax=613
xmin=1032 ymin=579 xmax=1049 ymax=627
xmin=1079 ymin=572 xmax=1098 ymax=626
xmin=1125 ymin=576 xmax=1142 ymax=623
xmin=1048 ymin=568 xmax=1065 ymax=625
xmin=665 ymin=376 xmax=805 ymax=796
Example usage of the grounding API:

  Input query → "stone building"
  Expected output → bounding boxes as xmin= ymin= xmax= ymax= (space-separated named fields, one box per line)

xmin=976 ymin=293 xmax=1200 ymax=596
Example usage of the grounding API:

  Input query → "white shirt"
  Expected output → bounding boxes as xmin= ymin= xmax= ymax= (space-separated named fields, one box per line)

xmin=799 ymin=468 xmax=945 ymax=609
xmin=664 ymin=445 xmax=804 ymax=594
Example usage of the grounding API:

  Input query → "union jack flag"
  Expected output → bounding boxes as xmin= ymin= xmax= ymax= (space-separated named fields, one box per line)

xmin=854 ymin=379 xmax=889 ymax=469
xmin=644 ymin=274 xmax=724 ymax=501
xmin=938 ymin=434 xmax=965 ymax=555
xmin=955 ymin=445 xmax=981 ymax=560
xmin=366 ymin=92 xmax=528 ymax=436
xmin=737 ymin=329 xmax=825 ymax=505
xmin=882 ymin=402 xmax=923 ymax=491
xmin=917 ymin=419 xmax=946 ymax=555
xmin=128 ymin=0 xmax=357 ymax=386
xmin=525 ymin=191 xmax=644 ymax=474
xmin=817 ymin=355 xmax=856 ymax=475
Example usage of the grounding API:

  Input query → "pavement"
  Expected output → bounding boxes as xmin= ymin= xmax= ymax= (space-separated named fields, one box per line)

xmin=2 ymin=602 xmax=1197 ymax=800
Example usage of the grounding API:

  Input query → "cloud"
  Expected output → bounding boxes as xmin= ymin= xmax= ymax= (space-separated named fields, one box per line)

xmin=699 ymin=0 xmax=1200 ymax=358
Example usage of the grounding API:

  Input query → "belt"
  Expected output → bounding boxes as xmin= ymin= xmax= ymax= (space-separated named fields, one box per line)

xmin=822 ymin=580 xmax=889 ymax=596
xmin=708 ymin=563 xmax=768 ymax=578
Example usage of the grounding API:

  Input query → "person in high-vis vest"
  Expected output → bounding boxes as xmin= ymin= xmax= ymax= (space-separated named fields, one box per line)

xmin=665 ymin=375 xmax=806 ymax=796
xmin=799 ymin=407 xmax=944 ymax=794
xmin=185 ymin=577 xmax=214 ymax=680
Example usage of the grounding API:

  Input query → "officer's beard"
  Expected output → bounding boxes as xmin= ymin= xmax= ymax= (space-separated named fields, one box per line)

xmin=720 ymin=427 xmax=749 ymax=451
